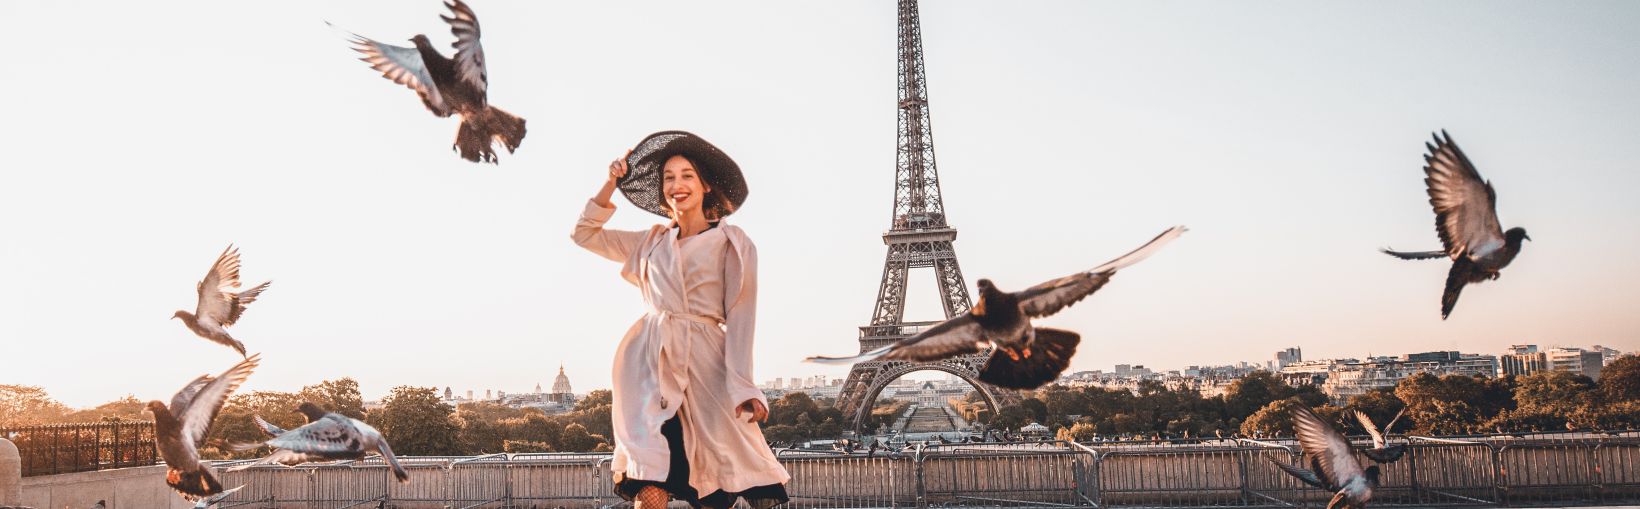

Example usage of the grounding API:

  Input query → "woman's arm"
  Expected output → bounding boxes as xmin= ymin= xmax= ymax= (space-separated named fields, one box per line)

xmin=570 ymin=150 xmax=646 ymax=262
xmin=723 ymin=234 xmax=768 ymax=420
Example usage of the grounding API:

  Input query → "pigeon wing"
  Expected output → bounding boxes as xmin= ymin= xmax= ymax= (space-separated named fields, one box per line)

xmin=1292 ymin=405 xmax=1363 ymax=489
xmin=1018 ymin=226 xmax=1184 ymax=317
xmin=178 ymin=355 xmax=260 ymax=448
xmin=1423 ymin=131 xmax=1504 ymax=259
xmin=1354 ymin=410 xmax=1386 ymax=449
xmin=442 ymin=0 xmax=488 ymax=101
xmin=194 ymin=246 xmax=242 ymax=325
xmin=169 ymin=375 xmax=213 ymax=418
xmin=806 ymin=315 xmax=986 ymax=364
xmin=221 ymin=281 xmax=269 ymax=328
xmin=1271 ymin=459 xmax=1330 ymax=490
xmin=264 ymin=416 xmax=367 ymax=457
xmin=334 ymin=24 xmax=452 ymax=117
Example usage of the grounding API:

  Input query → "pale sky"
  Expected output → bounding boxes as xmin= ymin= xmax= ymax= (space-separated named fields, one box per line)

xmin=3 ymin=1 xmax=1638 ymax=408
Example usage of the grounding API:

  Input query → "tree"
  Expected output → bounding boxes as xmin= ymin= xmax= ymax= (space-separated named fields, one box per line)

xmin=1600 ymin=355 xmax=1640 ymax=403
xmin=768 ymin=393 xmax=820 ymax=427
xmin=1240 ymin=399 xmax=1298 ymax=437
xmin=575 ymin=390 xmax=612 ymax=411
xmin=1396 ymin=373 xmax=1491 ymax=434
xmin=368 ymin=386 xmax=461 ymax=456
xmin=1345 ymin=387 xmax=1405 ymax=434
xmin=62 ymin=396 xmax=148 ymax=423
xmin=1514 ymin=371 xmax=1595 ymax=414
xmin=0 ymin=385 xmax=68 ymax=426
xmin=456 ymin=410 xmax=506 ymax=454
xmin=1224 ymin=371 xmax=1289 ymax=420
xmin=299 ymin=378 xmax=366 ymax=420
xmin=1057 ymin=421 xmax=1099 ymax=442
xmin=558 ymin=422 xmax=608 ymax=452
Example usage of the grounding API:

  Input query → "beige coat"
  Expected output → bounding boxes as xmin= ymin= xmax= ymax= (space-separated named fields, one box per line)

xmin=571 ymin=199 xmax=789 ymax=495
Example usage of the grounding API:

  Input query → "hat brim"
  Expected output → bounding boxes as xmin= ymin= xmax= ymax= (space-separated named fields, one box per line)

xmin=618 ymin=130 xmax=748 ymax=219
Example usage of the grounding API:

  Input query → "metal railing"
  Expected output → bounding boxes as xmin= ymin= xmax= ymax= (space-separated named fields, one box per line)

xmin=196 ymin=434 xmax=1640 ymax=508
xmin=0 ymin=421 xmax=158 ymax=477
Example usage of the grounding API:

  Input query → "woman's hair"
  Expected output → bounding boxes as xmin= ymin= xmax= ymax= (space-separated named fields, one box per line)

xmin=656 ymin=153 xmax=736 ymax=220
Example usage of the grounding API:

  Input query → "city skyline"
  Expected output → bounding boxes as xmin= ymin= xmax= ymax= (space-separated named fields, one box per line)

xmin=6 ymin=1 xmax=1640 ymax=408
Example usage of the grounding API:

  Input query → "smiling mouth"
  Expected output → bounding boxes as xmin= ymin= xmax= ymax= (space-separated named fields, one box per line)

xmin=671 ymin=193 xmax=691 ymax=201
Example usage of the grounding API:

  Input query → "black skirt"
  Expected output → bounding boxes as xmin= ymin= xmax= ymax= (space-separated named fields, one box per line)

xmin=613 ymin=415 xmax=790 ymax=509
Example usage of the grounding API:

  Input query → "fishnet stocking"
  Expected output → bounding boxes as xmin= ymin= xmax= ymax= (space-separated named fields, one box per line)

xmin=635 ymin=485 xmax=671 ymax=509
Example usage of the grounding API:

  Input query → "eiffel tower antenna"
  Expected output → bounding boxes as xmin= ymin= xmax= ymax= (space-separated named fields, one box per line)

xmin=834 ymin=0 xmax=1019 ymax=433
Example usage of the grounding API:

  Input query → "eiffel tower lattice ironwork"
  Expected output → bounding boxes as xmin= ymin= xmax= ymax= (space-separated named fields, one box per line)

xmin=834 ymin=0 xmax=1021 ymax=433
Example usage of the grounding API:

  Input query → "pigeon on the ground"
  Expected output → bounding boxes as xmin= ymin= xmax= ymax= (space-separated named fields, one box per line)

xmin=173 ymin=245 xmax=270 ymax=357
xmin=230 ymin=404 xmax=410 ymax=482
xmin=331 ymin=0 xmax=526 ymax=163
xmin=1272 ymin=405 xmax=1379 ymax=509
xmin=193 ymin=485 xmax=244 ymax=509
xmin=1382 ymin=131 xmax=1529 ymax=319
xmin=90 ymin=502 xmax=105 ymax=509
xmin=806 ymin=226 xmax=1185 ymax=389
xmin=1355 ymin=409 xmax=1406 ymax=463
xmin=148 ymin=355 xmax=261 ymax=502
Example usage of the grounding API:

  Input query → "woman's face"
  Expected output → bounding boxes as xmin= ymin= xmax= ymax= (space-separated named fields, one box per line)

xmin=662 ymin=154 xmax=711 ymax=217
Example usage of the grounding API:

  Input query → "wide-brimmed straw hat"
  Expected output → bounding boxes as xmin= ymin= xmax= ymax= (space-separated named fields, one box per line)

xmin=619 ymin=130 xmax=748 ymax=219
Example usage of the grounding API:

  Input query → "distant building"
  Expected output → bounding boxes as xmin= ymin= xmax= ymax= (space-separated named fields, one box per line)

xmin=1274 ymin=347 xmax=1302 ymax=370
xmin=444 ymin=387 xmax=454 ymax=401
xmin=1281 ymin=352 xmax=1498 ymax=404
xmin=548 ymin=364 xmax=576 ymax=404
xmin=1501 ymin=345 xmax=1546 ymax=377
xmin=1547 ymin=347 xmax=1604 ymax=380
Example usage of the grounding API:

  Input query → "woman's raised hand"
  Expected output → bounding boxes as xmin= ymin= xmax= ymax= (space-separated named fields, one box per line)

xmin=736 ymin=398 xmax=769 ymax=424
xmin=607 ymin=149 xmax=632 ymax=182
xmin=594 ymin=149 xmax=632 ymax=208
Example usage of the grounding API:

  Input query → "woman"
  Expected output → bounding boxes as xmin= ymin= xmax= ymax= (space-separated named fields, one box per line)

xmin=571 ymin=131 xmax=790 ymax=509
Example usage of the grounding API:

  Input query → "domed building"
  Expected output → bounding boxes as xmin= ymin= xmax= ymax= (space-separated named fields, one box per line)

xmin=548 ymin=363 xmax=575 ymax=404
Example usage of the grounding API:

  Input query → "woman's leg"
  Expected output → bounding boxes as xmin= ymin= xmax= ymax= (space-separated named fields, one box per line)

xmin=636 ymin=485 xmax=671 ymax=509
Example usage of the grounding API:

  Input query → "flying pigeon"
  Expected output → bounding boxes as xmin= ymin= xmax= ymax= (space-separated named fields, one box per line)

xmin=1354 ymin=409 xmax=1406 ymax=463
xmin=1272 ymin=405 xmax=1379 ymax=509
xmin=173 ymin=245 xmax=271 ymax=357
xmin=331 ymin=0 xmax=526 ymax=163
xmin=252 ymin=402 xmax=329 ymax=438
xmin=806 ymin=226 xmax=1185 ymax=389
xmin=147 ymin=355 xmax=261 ymax=502
xmin=230 ymin=404 xmax=410 ymax=482
xmin=1382 ymin=131 xmax=1529 ymax=319
xmin=193 ymin=485 xmax=245 ymax=509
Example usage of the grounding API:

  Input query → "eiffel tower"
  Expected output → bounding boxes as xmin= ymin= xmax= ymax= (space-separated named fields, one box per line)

xmin=834 ymin=0 xmax=1021 ymax=433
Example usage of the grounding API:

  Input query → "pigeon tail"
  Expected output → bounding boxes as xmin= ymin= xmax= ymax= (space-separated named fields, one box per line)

xmin=165 ymin=466 xmax=223 ymax=501
xmin=1087 ymin=226 xmax=1186 ymax=274
xmin=977 ymin=328 xmax=1080 ymax=390
xmin=454 ymin=106 xmax=526 ymax=163
xmin=1380 ymin=248 xmax=1448 ymax=260
xmin=194 ymin=484 xmax=245 ymax=508
xmin=805 ymin=344 xmax=894 ymax=365
xmin=375 ymin=442 xmax=412 ymax=482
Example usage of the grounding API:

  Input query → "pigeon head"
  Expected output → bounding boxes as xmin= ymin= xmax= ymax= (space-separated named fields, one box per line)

xmin=145 ymin=400 xmax=170 ymax=416
xmin=409 ymin=34 xmax=433 ymax=48
xmin=1506 ymin=227 xmax=1531 ymax=244
xmin=296 ymin=402 xmax=328 ymax=421
xmin=171 ymin=310 xmax=190 ymax=320
xmin=1364 ymin=464 xmax=1382 ymax=486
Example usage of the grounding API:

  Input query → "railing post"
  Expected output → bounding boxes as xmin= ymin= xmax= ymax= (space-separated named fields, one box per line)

xmin=1407 ymin=440 xmax=1420 ymax=504
xmin=914 ymin=444 xmax=927 ymax=509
